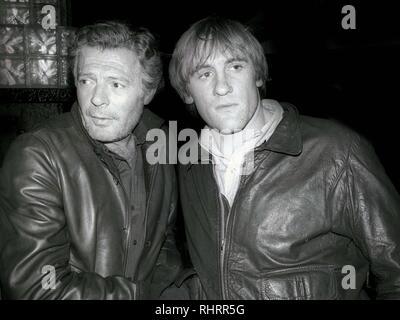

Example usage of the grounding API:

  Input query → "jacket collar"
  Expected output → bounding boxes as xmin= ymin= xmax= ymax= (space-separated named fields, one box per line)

xmin=258 ymin=102 xmax=303 ymax=156
xmin=186 ymin=102 xmax=303 ymax=171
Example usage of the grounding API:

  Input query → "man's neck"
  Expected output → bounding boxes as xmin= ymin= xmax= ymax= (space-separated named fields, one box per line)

xmin=104 ymin=134 xmax=136 ymax=161
xmin=209 ymin=102 xmax=265 ymax=156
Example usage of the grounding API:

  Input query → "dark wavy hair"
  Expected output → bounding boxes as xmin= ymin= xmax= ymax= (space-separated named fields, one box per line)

xmin=71 ymin=21 xmax=164 ymax=94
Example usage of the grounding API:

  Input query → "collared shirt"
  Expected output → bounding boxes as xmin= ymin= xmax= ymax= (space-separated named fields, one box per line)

xmin=103 ymin=135 xmax=147 ymax=280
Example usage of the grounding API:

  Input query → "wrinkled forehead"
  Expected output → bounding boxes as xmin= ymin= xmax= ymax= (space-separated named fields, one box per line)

xmin=187 ymin=36 xmax=249 ymax=75
xmin=74 ymin=45 xmax=140 ymax=77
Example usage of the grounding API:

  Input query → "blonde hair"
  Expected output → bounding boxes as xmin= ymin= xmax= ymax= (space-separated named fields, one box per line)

xmin=169 ymin=16 xmax=268 ymax=101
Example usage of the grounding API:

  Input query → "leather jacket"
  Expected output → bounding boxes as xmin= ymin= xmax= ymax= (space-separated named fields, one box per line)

xmin=0 ymin=103 xmax=182 ymax=299
xmin=178 ymin=103 xmax=400 ymax=299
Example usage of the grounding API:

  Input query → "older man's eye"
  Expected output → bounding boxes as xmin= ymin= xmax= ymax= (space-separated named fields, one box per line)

xmin=112 ymin=82 xmax=125 ymax=88
xmin=79 ymin=79 xmax=90 ymax=85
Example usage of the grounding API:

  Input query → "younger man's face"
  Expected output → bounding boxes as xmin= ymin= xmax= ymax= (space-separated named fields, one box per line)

xmin=185 ymin=50 xmax=263 ymax=134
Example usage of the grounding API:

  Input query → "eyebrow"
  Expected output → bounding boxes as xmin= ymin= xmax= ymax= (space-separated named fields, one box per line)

xmin=77 ymin=72 xmax=95 ymax=78
xmin=225 ymin=57 xmax=248 ymax=64
xmin=107 ymin=76 xmax=130 ymax=83
xmin=77 ymin=73 xmax=130 ymax=83
xmin=194 ymin=57 xmax=249 ymax=73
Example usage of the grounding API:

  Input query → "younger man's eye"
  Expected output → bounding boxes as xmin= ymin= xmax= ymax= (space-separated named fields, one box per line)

xmin=232 ymin=64 xmax=243 ymax=70
xmin=199 ymin=71 xmax=212 ymax=79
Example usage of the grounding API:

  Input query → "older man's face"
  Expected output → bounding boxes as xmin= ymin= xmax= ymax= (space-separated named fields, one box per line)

xmin=75 ymin=46 xmax=153 ymax=143
xmin=185 ymin=51 xmax=263 ymax=133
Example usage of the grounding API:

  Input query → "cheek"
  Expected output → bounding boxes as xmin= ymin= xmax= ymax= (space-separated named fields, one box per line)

xmin=77 ymin=93 xmax=88 ymax=113
xmin=119 ymin=98 xmax=144 ymax=120
xmin=77 ymin=86 xmax=94 ymax=104
xmin=189 ymin=82 xmax=209 ymax=101
xmin=193 ymin=91 xmax=213 ymax=115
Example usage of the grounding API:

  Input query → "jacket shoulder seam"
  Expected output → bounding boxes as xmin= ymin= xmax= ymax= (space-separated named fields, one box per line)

xmin=326 ymin=131 xmax=358 ymax=229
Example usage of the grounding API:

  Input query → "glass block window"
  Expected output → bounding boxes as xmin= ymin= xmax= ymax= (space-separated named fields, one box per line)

xmin=0 ymin=0 xmax=74 ymax=88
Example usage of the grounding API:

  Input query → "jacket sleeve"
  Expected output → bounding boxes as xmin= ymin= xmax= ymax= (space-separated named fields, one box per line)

xmin=332 ymin=132 xmax=400 ymax=299
xmin=0 ymin=133 xmax=137 ymax=299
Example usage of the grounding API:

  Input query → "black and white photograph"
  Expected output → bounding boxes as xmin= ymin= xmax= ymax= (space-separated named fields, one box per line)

xmin=1 ymin=0 xmax=400 ymax=312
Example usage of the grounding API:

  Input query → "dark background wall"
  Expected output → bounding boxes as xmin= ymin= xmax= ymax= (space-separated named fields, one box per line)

xmin=69 ymin=0 xmax=400 ymax=192
xmin=1 ymin=0 xmax=400 ymax=192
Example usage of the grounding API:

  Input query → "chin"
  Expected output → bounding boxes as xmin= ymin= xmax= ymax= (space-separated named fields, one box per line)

xmin=86 ymin=129 xmax=119 ymax=143
xmin=216 ymin=122 xmax=245 ymax=134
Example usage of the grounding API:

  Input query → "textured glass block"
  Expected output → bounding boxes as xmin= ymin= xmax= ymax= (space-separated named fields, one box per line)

xmin=27 ymin=27 xmax=56 ymax=54
xmin=0 ymin=26 xmax=24 ymax=54
xmin=59 ymin=27 xmax=75 ymax=56
xmin=28 ymin=58 xmax=57 ymax=85
xmin=0 ymin=58 xmax=25 ymax=85
xmin=0 ymin=5 xmax=30 ymax=24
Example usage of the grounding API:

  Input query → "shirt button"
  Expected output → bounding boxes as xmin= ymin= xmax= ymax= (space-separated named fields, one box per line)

xmin=130 ymin=204 xmax=135 ymax=211
xmin=133 ymin=240 xmax=137 ymax=245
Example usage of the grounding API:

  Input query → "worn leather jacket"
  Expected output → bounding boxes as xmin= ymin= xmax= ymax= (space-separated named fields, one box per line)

xmin=178 ymin=103 xmax=400 ymax=299
xmin=0 ymin=103 xmax=182 ymax=299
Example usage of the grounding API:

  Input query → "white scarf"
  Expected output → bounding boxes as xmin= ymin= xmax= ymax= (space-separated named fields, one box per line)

xmin=200 ymin=99 xmax=283 ymax=205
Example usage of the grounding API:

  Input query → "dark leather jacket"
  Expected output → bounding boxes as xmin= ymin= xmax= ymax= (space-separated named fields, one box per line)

xmin=178 ymin=103 xmax=400 ymax=299
xmin=0 ymin=103 xmax=181 ymax=299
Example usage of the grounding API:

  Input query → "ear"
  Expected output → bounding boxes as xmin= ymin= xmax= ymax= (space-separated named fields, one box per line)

xmin=183 ymin=95 xmax=194 ymax=105
xmin=256 ymin=79 xmax=263 ymax=88
xmin=144 ymin=88 xmax=157 ymax=105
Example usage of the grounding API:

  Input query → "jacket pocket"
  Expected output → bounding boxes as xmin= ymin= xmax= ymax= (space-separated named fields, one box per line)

xmin=261 ymin=265 xmax=339 ymax=300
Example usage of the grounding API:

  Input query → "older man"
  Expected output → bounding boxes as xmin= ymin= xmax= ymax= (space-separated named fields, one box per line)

xmin=169 ymin=16 xmax=400 ymax=299
xmin=0 ymin=21 xmax=182 ymax=299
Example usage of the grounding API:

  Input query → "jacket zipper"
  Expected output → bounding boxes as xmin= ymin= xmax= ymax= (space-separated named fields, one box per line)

xmin=213 ymin=162 xmax=252 ymax=300
xmin=216 ymin=191 xmax=226 ymax=299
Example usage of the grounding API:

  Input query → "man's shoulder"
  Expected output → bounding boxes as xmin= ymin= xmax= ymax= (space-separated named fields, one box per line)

xmin=299 ymin=114 xmax=360 ymax=145
xmin=296 ymin=113 xmax=377 ymax=164
xmin=10 ymin=111 xmax=77 ymax=153
xmin=26 ymin=111 xmax=74 ymax=136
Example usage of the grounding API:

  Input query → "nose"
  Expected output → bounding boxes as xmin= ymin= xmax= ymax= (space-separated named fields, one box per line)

xmin=91 ymin=83 xmax=108 ymax=107
xmin=214 ymin=72 xmax=232 ymax=96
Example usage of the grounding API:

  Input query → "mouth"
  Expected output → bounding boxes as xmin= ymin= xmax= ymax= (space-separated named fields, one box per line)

xmin=216 ymin=103 xmax=237 ymax=110
xmin=89 ymin=115 xmax=114 ymax=126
